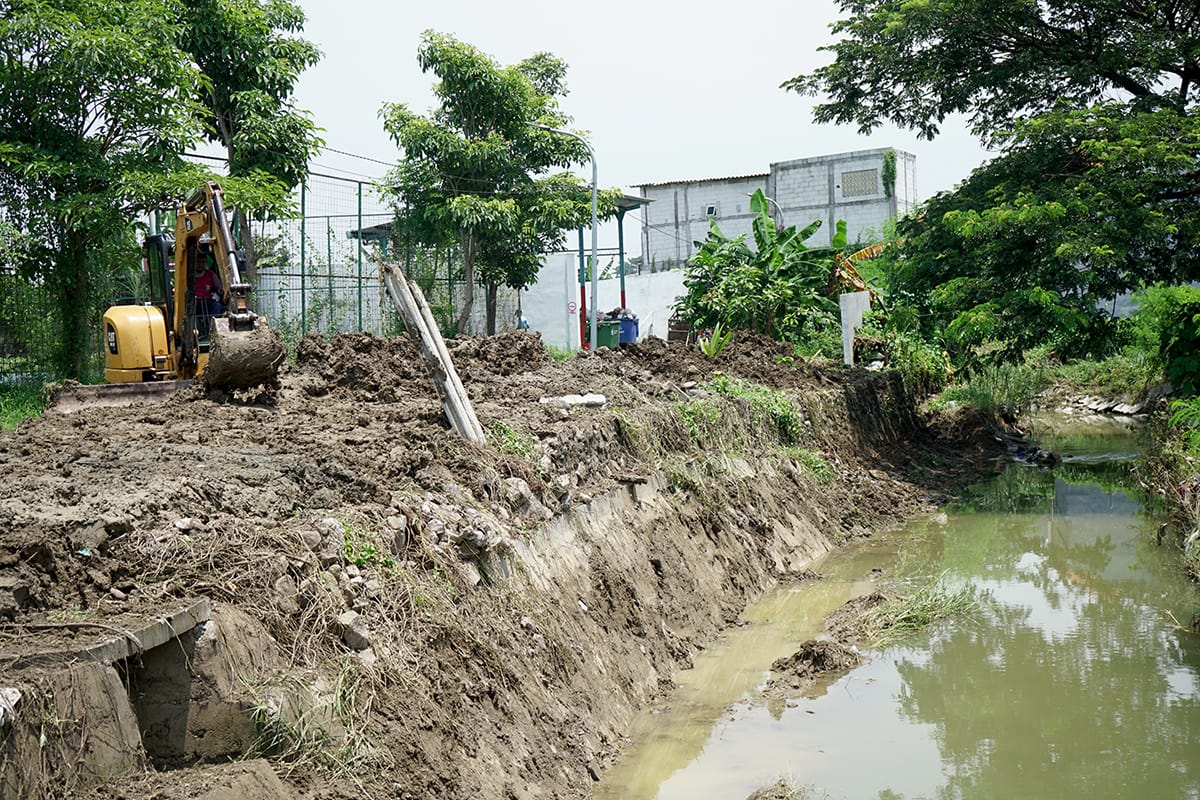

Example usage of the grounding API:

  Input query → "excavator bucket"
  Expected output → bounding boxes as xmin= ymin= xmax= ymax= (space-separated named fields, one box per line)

xmin=203 ymin=317 xmax=285 ymax=389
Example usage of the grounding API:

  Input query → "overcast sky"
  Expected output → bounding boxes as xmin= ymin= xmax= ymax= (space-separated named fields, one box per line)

xmin=293 ymin=0 xmax=992 ymax=250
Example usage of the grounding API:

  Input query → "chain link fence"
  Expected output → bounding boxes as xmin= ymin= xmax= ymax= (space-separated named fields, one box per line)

xmin=0 ymin=169 xmax=530 ymax=388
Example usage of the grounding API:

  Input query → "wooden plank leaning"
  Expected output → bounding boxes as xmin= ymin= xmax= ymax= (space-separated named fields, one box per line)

xmin=379 ymin=264 xmax=486 ymax=443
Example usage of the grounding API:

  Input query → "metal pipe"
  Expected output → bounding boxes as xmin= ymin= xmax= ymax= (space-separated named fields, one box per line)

xmin=529 ymin=122 xmax=598 ymax=350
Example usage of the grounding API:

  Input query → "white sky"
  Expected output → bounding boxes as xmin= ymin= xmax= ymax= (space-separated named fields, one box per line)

xmin=293 ymin=0 xmax=992 ymax=251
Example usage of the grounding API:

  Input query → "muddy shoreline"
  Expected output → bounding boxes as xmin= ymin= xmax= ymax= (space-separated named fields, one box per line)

xmin=0 ymin=331 xmax=996 ymax=799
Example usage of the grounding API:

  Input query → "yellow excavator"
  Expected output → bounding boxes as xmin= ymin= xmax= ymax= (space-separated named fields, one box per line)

xmin=50 ymin=182 xmax=283 ymax=412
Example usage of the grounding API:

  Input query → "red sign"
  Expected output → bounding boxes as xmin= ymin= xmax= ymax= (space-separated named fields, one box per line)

xmin=567 ymin=301 xmax=577 ymax=314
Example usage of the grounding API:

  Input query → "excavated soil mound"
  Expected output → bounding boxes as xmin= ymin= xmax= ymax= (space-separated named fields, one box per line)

xmin=824 ymin=589 xmax=894 ymax=644
xmin=0 ymin=330 xmax=996 ymax=800
xmin=761 ymin=639 xmax=863 ymax=700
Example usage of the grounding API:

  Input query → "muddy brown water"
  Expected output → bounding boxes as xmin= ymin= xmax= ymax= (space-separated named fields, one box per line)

xmin=597 ymin=416 xmax=1200 ymax=800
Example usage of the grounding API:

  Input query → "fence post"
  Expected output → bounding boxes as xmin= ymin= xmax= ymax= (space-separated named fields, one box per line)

xmin=357 ymin=181 xmax=364 ymax=332
xmin=326 ymin=215 xmax=333 ymax=331
xmin=300 ymin=178 xmax=307 ymax=334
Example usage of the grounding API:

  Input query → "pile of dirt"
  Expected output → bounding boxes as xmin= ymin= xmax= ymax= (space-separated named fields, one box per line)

xmin=824 ymin=589 xmax=894 ymax=644
xmin=760 ymin=639 xmax=863 ymax=700
xmin=0 ymin=330 xmax=996 ymax=799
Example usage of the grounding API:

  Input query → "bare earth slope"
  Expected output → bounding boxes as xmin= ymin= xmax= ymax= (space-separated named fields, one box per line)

xmin=0 ymin=332 xmax=993 ymax=799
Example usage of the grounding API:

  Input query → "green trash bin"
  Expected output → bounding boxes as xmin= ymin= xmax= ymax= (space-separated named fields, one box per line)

xmin=586 ymin=320 xmax=621 ymax=349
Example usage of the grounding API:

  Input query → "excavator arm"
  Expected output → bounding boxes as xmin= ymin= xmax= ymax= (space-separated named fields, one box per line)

xmin=172 ymin=181 xmax=283 ymax=388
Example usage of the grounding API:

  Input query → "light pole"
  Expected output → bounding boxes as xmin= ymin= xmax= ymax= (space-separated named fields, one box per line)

xmin=529 ymin=122 xmax=598 ymax=350
xmin=745 ymin=192 xmax=784 ymax=230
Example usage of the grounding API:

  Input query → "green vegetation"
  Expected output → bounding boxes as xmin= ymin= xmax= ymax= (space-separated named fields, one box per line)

xmin=0 ymin=383 xmax=44 ymax=429
xmin=0 ymin=0 xmax=316 ymax=380
xmin=781 ymin=446 xmax=836 ymax=484
xmin=675 ymin=189 xmax=839 ymax=342
xmin=677 ymin=398 xmax=721 ymax=441
xmin=863 ymin=574 xmax=979 ymax=648
xmin=544 ymin=344 xmax=576 ymax=362
xmin=487 ymin=419 xmax=537 ymax=460
xmin=708 ymin=374 xmax=804 ymax=444
xmin=943 ymin=362 xmax=1049 ymax=423
xmin=342 ymin=521 xmax=393 ymax=570
xmin=697 ymin=321 xmax=735 ymax=358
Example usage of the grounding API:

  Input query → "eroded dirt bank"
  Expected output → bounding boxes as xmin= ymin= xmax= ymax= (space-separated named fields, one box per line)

xmin=0 ymin=332 xmax=993 ymax=799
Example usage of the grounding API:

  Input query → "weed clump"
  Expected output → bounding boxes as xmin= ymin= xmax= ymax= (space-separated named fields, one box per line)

xmin=862 ymin=572 xmax=978 ymax=647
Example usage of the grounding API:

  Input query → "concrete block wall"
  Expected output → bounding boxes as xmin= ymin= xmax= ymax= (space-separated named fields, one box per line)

xmin=640 ymin=148 xmax=914 ymax=259
xmin=640 ymin=175 xmax=767 ymax=272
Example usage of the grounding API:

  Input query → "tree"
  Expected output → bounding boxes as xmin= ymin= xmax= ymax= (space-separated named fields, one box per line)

xmin=789 ymin=1 xmax=1200 ymax=366
xmin=176 ymin=0 xmax=323 ymax=279
xmin=0 ymin=0 xmax=208 ymax=379
xmin=784 ymin=0 xmax=1200 ymax=140
xmin=381 ymin=31 xmax=619 ymax=335
xmin=890 ymin=105 xmax=1200 ymax=365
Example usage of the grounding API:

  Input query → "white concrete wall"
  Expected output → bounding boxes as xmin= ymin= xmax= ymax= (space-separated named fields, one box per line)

xmin=521 ymin=252 xmax=687 ymax=350
xmin=640 ymin=148 xmax=914 ymax=260
xmin=640 ymin=175 xmax=768 ymax=272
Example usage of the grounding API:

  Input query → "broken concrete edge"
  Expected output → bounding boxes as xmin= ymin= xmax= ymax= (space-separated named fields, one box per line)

xmin=0 ymin=597 xmax=212 ymax=669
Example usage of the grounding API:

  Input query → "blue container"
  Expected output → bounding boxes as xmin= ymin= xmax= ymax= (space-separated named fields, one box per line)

xmin=618 ymin=317 xmax=639 ymax=345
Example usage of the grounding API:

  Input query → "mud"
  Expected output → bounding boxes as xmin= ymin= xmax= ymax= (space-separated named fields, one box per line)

xmin=0 ymin=330 xmax=995 ymax=799
xmin=760 ymin=639 xmax=863 ymax=701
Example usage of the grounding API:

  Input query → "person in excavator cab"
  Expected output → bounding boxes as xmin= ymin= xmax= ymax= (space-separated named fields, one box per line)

xmin=193 ymin=239 xmax=224 ymax=340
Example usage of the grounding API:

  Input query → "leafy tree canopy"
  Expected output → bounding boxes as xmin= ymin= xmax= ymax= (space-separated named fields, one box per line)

xmin=176 ymin=0 xmax=322 ymax=190
xmin=891 ymin=104 xmax=1200 ymax=364
xmin=785 ymin=0 xmax=1200 ymax=140
xmin=380 ymin=31 xmax=620 ymax=334
xmin=790 ymin=0 xmax=1200 ymax=370
xmin=0 ymin=0 xmax=302 ymax=378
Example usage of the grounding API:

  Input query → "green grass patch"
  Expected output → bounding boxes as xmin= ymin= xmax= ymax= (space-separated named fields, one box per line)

xmin=943 ymin=362 xmax=1049 ymax=421
xmin=487 ymin=419 xmax=537 ymax=460
xmin=863 ymin=573 xmax=978 ymax=647
xmin=677 ymin=398 xmax=721 ymax=440
xmin=0 ymin=383 xmax=45 ymax=429
xmin=708 ymin=374 xmax=803 ymax=444
xmin=1053 ymin=352 xmax=1159 ymax=398
xmin=544 ymin=344 xmax=576 ymax=362
xmin=342 ymin=521 xmax=395 ymax=570
xmin=781 ymin=446 xmax=836 ymax=484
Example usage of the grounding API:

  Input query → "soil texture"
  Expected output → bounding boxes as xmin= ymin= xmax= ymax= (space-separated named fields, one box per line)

xmin=0 ymin=330 xmax=996 ymax=799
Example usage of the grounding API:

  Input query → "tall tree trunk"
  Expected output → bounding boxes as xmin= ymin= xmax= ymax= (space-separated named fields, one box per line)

xmin=57 ymin=230 xmax=91 ymax=380
xmin=485 ymin=281 xmax=498 ymax=335
xmin=454 ymin=230 xmax=477 ymax=335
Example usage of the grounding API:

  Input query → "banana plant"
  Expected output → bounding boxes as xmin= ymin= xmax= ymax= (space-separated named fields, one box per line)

xmin=677 ymin=189 xmax=838 ymax=341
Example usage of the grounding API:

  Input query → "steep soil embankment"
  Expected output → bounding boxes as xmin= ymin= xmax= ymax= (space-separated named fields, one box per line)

xmin=0 ymin=332 xmax=993 ymax=799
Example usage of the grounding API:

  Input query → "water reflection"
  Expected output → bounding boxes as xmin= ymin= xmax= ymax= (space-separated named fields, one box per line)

xmin=598 ymin=431 xmax=1200 ymax=800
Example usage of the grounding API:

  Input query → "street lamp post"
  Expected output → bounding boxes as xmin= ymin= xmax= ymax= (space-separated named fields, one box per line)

xmin=745 ymin=192 xmax=784 ymax=230
xmin=529 ymin=122 xmax=598 ymax=350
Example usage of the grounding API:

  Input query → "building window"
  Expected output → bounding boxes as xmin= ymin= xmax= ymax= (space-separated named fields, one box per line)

xmin=705 ymin=203 xmax=718 ymax=217
xmin=841 ymin=169 xmax=878 ymax=198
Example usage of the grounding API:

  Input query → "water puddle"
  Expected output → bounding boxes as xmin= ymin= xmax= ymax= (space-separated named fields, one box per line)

xmin=597 ymin=419 xmax=1200 ymax=799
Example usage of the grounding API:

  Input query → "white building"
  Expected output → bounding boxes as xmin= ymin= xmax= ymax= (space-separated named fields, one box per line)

xmin=637 ymin=148 xmax=916 ymax=271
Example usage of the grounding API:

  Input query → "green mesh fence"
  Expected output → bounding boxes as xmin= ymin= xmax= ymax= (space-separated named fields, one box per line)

xmin=0 ymin=171 xmax=444 ymax=386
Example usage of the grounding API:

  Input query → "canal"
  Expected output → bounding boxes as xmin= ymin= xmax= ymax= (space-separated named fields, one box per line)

xmin=597 ymin=417 xmax=1200 ymax=799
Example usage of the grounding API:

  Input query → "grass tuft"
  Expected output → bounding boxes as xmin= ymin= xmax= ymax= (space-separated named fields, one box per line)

xmin=862 ymin=572 xmax=978 ymax=647
xmin=708 ymin=374 xmax=804 ymax=444
xmin=0 ymin=383 xmax=44 ymax=429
